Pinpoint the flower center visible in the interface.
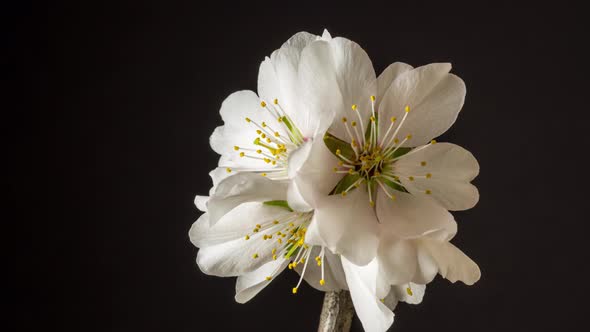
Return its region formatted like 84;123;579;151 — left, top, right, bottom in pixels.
327;96;436;206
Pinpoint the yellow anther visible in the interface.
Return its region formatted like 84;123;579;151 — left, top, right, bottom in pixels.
252;253;259;259
277;238;282;244
233;146;239;151
273;220;279;225
370;116;376;122
425;189;432;195
261;173;267;177
351;121;357;127
431;139;437;144
335;149;341;155
261;122;267;128
288;263;293;269
426;173;432;178
406;134;412;140
319;279;325;285
390;195;396;201
333;167;338;172
256;224;261;228
342;117;347;122
273;254;277;260
245;117;251;122
351;104;357;111
409;176;414;181
253;228;259;233
244;235;250;240
391;116;397;122
239;152;245;157
380;298;385;303
292;287;298;294
300;258;306;264
261;133;266;138
421;161;427;166
263;235;268;240
292;262;298;268
226;167;232;173
337;161;344;166
370;95;376;102
406;287;413;296
289;223;295;227
256;149;262;154
273;98;278;105
341;192;347;197
317;261;321;266
348;169;354;175
260;101;267;107
271;248;277;255
274;132;280;137
265;276;272;281
369;200;375;207
405;105;410;113
266;138;272;143
256;129;262;135
394;138;399;144
315;256;321;261
263;158;271;163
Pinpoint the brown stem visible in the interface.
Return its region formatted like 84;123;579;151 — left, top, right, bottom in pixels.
317;290;354;332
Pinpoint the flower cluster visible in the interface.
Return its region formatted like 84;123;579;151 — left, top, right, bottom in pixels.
190;30;480;332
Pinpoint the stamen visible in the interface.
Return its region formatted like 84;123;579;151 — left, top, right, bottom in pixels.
293;248;313;295
351;104;366;146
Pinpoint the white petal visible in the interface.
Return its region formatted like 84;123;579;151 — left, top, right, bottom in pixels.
207;173;288;224
376;62;413;100
341;256;394;332
294;247;348;292
395;142;480;211
377;235;417;285
288;136;341;209
379;64;465;146
376;189;457;239
306;189;379;265
326;37;377;140
194;195;208;212
419;238;481;285
188;213;209;247
390;283;426;305
294;40;341;137
235;258;289;303
321;29;332;40
195;202;292;276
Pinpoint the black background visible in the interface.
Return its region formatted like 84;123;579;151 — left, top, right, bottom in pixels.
16;1;588;331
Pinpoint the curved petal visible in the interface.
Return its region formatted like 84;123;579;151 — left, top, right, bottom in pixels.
379;64;465;146
376;62;414;100
342;256;394;332
306;188;379;265
326;37;377;141
418;238;481;285
195;202;292;276
188;213;209;247
235;258;290;303
390;283;426;305
288;137;341;208
376;189;457;239
194;195;208;212
377;235;417;285
294;246;348;292
207;173;288;224
395;142;480;211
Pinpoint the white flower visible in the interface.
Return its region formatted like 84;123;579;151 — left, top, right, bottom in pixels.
283;36;481;331
190;173;348;301
207;30;336;196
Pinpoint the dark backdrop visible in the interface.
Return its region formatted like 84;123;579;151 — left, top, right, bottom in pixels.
17;1;588;331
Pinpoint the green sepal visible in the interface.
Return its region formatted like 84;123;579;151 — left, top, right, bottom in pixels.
389;147;411;159
380;177;409;193
262;200;293;212
324;132;356;161
330;173;362;195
